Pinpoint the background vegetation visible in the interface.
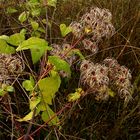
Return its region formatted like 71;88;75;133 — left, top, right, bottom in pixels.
0;0;140;140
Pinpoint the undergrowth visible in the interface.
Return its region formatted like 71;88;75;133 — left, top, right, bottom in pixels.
0;0;140;140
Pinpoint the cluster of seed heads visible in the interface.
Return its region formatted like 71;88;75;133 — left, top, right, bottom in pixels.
80;58;132;102
80;60;109;100
103;58;132;102
70;7;115;53
0;54;24;86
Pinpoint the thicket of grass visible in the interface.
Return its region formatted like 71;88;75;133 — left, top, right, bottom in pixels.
0;0;140;140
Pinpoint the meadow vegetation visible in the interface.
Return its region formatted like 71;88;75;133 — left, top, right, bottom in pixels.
0;0;140;139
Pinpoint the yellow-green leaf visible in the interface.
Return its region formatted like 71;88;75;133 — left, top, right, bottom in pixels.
30;21;39;31
30;96;41;110
38;71;61;105
18;11;29;23
48;0;57;7
108;88;116;97
7;33;25;46
22;80;34;91
48;56;71;77
60;24;72;37
17;111;34;122
16;37;51;63
41;105;59;126
0;39;15;54
67;88;84;102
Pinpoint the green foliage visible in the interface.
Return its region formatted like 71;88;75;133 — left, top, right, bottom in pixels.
6;86;15;92
30;20;39;31
38;70;61;105
68;48;85;60
47;0;57;7
0;39;15;54
39;0;57;8
7;33;25;46
16;37;51;63
0;85;14;96
20;28;27;35
6;7;18;14
18;70;61;125
0;35;9;41
60;23;72;37
67;88;84;102
1;0;139;139
48;56;71;77
0;89;5;96
17;111;35;122
22;80;34;91
18;11;30;23
30;96;41;110
41;104;59;125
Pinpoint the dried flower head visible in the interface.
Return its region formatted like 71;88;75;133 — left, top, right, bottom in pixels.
82;38;98;54
80;58;132;102
80;7;115;40
70;7;115;54
70;21;84;38
80;60;109;100
103;57;132;101
0;53;24;87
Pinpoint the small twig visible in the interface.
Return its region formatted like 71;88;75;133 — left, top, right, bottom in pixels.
29;103;71;137
24;108;36;140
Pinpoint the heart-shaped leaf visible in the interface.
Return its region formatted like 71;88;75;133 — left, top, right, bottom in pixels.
60;24;72;37
38;71;61;105
48;56;71;77
16;37;51;63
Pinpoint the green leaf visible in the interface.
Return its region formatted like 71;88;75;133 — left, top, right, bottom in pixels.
6;86;15;92
17;105;40;122
30;21;39;31
67;88;84;102
67;92;81;102
37;27;45;33
0;89;6;96
38;71;61;105
71;49;85;60
18;11;29;23
31;8;41;17
37;101;49;111
30;96;41;110
0;39;16;54
30;75;35;87
108;88;116;97
0;35;9;41
31;31;41;37
16;37;51;63
17;111;34;122
20;28;27;35
7;33;25;46
6;7;18;14
22;80;34;91
48;0;57;7
48;56;71;77
60;24;72;37
41;105;59;125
